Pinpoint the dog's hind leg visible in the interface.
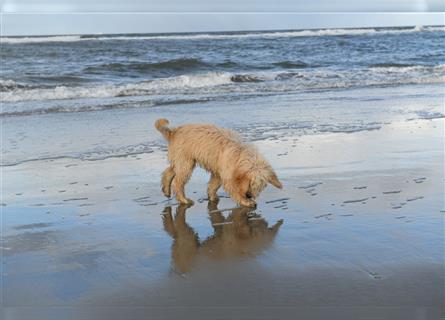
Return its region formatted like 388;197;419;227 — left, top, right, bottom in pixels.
171;160;195;205
207;173;221;202
161;166;175;198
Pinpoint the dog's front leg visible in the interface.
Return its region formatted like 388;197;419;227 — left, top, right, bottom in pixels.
207;174;221;202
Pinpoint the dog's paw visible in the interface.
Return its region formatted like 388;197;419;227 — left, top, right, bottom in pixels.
163;191;171;198
208;194;219;202
240;199;257;208
162;187;171;198
179;198;194;205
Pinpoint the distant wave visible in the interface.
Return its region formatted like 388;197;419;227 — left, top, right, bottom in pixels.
2;64;444;104
273;60;310;68
84;58;208;74
84;58;310;76
1;35;83;44
25;74;91;84
369;63;416;68
2;26;443;44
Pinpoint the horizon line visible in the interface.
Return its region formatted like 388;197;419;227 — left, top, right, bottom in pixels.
2;11;445;14
1;23;443;38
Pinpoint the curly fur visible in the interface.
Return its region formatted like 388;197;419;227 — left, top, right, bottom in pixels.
155;118;282;206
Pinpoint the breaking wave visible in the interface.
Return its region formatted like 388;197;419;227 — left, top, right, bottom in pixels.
0;79;36;92
2;25;443;44
1;72;233;103
2;64;444;104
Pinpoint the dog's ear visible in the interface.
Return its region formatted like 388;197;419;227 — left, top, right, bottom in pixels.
268;172;283;189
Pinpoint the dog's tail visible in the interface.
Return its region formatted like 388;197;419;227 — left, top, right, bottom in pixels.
155;118;173;141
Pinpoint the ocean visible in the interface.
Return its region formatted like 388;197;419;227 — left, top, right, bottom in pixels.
2;25;444;113
2;25;444;166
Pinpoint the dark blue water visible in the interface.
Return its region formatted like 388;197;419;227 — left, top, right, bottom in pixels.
1;25;444;116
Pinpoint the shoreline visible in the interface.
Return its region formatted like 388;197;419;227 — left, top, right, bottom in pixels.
3;83;444;168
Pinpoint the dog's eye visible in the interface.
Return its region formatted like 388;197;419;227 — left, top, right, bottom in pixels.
245;192;252;199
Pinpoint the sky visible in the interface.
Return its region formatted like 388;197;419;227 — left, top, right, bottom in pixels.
1;0;444;36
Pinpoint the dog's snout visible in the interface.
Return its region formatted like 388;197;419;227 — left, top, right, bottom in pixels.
246;192;253;199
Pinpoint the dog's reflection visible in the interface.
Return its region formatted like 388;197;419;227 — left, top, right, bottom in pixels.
162;202;283;273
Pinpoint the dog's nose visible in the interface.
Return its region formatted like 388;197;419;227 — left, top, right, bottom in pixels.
246;192;253;199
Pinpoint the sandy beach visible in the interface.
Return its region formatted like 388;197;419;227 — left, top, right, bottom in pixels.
2;94;444;319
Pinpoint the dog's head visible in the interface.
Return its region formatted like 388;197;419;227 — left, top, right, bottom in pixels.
235;164;282;201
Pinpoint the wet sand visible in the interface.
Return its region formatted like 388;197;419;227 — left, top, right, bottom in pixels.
2;116;444;319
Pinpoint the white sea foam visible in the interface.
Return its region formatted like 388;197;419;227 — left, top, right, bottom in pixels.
1;72;233;102
2;26;442;44
2;64;444;103
0;79;19;89
0;79;34;91
1;35;83;44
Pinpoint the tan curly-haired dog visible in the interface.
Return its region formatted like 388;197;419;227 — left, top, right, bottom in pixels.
155;118;282;207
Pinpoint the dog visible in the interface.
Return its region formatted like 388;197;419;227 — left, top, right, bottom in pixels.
155;118;282;207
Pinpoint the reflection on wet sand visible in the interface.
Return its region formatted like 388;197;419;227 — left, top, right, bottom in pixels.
162;202;283;273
